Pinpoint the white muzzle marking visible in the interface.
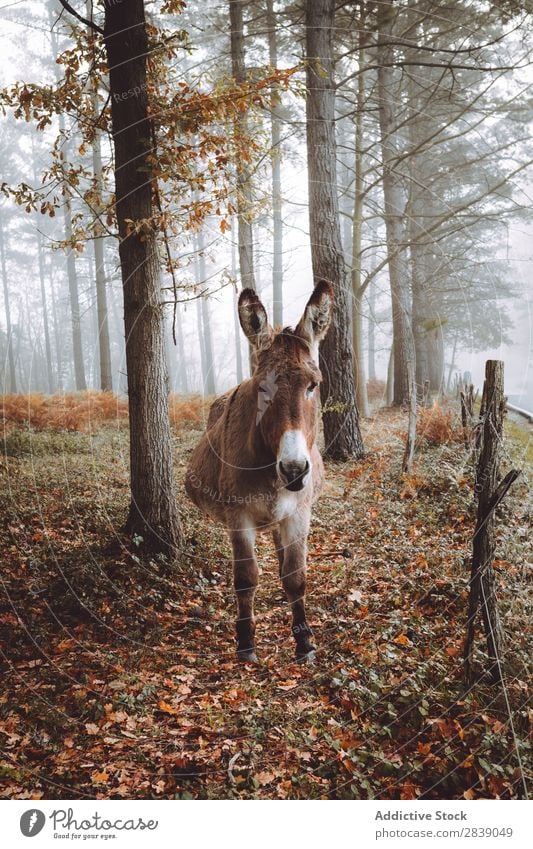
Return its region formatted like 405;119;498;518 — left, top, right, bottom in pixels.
277;429;311;491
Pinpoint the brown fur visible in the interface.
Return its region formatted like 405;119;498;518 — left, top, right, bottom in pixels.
185;282;333;661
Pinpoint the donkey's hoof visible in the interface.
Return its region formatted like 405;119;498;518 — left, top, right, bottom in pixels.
296;647;316;665
237;649;258;663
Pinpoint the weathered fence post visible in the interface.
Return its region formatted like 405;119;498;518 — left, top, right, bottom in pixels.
464;360;519;685
460;383;475;448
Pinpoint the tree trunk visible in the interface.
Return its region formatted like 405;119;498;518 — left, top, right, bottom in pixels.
90;140;113;392
37;232;55;393
49;10;86;392
305;0;364;460
196;297;207;395
194;230;216;396
231;218;244;383
350;32;369;418
49;261;63;391
376;2;415;407
104;0;181;556
0;213;17;393
62;195;87;391
352;288;369;418
367;276;376;381
174;304;189;395
86;0;112;391
386;345;394;406
446;332;458;392
229;0;256;291
266;0;283;326
427;324;445;392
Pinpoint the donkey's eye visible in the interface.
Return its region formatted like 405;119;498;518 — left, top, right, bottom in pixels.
306;382;318;397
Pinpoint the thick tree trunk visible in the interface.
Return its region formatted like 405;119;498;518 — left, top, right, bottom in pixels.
104;0;181;556
0;214;17;393
229;0;256;291
305;0;364;460
266;0;283;326
376;2;415;407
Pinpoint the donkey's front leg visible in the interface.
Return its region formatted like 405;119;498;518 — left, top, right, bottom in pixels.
230;525;259;662
279;512;315;662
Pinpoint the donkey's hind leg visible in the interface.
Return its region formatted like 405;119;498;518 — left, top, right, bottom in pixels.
230;525;259;663
272;525;284;577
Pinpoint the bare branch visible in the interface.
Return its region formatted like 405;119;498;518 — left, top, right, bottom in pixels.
57;0;104;35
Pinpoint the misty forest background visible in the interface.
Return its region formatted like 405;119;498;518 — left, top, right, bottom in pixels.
1;0;532;407
0;0;531;802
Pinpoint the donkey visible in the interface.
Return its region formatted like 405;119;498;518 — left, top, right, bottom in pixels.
185;280;333;663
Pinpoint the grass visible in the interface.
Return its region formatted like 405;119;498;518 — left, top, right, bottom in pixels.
0;397;530;800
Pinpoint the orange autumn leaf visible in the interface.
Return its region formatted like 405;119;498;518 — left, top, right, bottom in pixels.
158;699;179;715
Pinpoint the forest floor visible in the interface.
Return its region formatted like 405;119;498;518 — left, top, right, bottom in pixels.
0;398;531;800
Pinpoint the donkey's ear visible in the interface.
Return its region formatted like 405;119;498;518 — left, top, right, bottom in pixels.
238;288;273;350
295;279;334;355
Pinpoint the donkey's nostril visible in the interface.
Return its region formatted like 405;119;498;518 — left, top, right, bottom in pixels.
279;459;310;490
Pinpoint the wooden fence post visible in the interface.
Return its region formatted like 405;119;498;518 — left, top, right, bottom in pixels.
460;383;475;448
464;360;519;685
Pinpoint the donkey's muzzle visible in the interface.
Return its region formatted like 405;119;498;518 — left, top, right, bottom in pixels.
278;459;310;492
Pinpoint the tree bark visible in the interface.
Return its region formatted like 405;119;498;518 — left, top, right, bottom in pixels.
376;1;415;407
229;0;256;291
104;0;181;556
194;230;216;396
305;0;364;460
266;0;283;326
